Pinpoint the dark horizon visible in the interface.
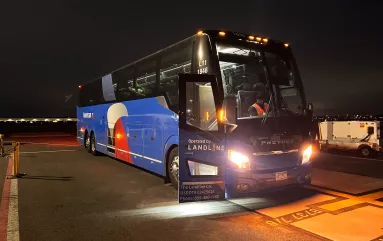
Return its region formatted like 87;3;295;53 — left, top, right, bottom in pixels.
1;0;382;117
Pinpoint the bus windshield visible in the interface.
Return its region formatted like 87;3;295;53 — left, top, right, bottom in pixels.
217;42;304;119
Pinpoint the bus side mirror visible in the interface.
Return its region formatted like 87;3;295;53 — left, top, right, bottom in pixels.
222;96;238;133
307;103;314;118
222;96;237;124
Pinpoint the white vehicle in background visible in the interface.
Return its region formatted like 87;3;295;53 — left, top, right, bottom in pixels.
318;121;382;157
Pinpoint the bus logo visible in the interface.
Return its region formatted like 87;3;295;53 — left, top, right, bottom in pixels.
83;113;93;119
260;139;294;145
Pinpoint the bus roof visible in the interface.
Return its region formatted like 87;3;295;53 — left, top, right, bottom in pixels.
80;30;289;87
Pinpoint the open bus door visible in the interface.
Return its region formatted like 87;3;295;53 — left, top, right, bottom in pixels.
178;74;226;203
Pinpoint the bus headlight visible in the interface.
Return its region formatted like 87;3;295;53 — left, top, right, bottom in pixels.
302;145;313;164
228;150;250;169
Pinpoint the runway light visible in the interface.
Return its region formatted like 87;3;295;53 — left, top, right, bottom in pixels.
219;31;226;37
248;36;255;40
256;37;262;41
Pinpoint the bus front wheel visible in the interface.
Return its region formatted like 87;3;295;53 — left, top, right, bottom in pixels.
167;147;179;190
90;133;99;156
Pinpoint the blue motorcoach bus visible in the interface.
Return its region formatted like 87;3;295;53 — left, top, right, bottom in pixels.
77;30;314;200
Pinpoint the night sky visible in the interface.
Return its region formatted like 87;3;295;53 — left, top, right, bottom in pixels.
1;0;382;117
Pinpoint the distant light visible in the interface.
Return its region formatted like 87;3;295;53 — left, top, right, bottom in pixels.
20;119;25;121
33;119;37;121
78;85;82;88
248;36;255;40
197;31;203;36
262;38;268;43
7;119;13;122
284;43;289;47
256;37;262;41
45;119;50;121
219;31;226;37
56;119;60;121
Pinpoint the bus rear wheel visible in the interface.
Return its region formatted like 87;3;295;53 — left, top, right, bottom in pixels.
167;147;179;190
85;133;91;153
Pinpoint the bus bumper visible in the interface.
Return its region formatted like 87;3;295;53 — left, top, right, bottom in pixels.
225;164;312;198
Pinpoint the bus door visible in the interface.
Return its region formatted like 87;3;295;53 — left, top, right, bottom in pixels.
178;74;226;203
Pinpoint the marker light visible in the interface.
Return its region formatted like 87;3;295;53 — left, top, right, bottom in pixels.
197;31;203;36
284;43;289;47
78;85;82;88
228;150;250;169
256;37;262;41
248;36;255;40
302;145;313;164
116;133;122;139
218;110;224;122
219;31;226;37
80;128;85;133
206;112;209;120
262;38;268;43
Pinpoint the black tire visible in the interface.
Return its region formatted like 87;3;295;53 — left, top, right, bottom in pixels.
167;147;179;190
90;133;98;156
85;132;91;153
359;146;373;157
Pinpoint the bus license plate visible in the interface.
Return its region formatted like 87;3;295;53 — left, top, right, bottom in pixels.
276;171;288;181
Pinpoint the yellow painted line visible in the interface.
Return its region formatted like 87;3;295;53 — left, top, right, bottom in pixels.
319;199;363;211
305;185;383;207
360;191;383;201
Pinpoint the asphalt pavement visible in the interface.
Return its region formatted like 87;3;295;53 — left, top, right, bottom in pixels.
313;151;383;179
1;133;383;241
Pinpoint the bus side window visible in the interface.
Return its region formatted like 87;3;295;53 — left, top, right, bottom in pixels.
79;78;104;107
160;40;193;113
136;58;157;97
112;66;136;101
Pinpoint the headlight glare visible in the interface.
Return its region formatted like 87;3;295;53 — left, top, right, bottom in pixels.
302;145;313;164
228;150;250;169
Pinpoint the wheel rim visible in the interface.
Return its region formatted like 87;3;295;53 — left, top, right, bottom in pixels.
91;137;95;152
362;148;369;156
86;136;90;148
170;155;179;182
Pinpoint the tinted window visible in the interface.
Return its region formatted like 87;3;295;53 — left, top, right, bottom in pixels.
112;66;136;101
136;56;158;97
78;78;104;107
160;39;193;112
